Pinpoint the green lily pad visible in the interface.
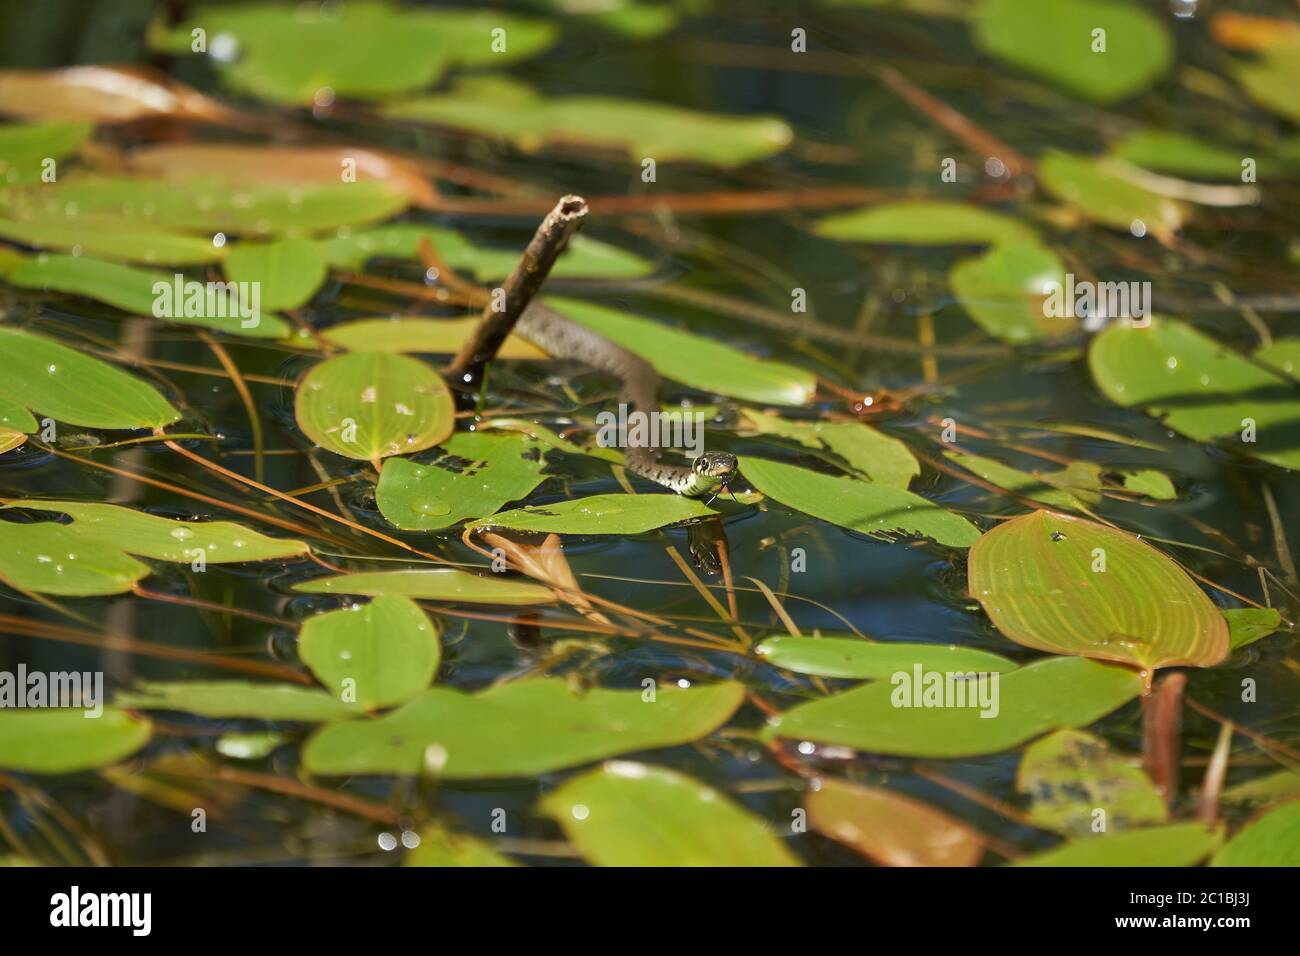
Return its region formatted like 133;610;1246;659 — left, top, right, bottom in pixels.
1236;48;1300;125
405;825;518;867
547;298;816;406
1119;468;1176;500
152;3;557;105
319;317;545;359
740;456;982;548
0;707;151;773
0;520;150;596
0;219;224;265
969;510;1229;670
293;568;555;605
540;762;800;866
949;242;1069;343
1110;130;1257;180
5;500;308;563
0;395;37;434
1016;823;1221;866
1038;151;1183;233
386;76;792;167
946;451;1100;512
0;327;179;429
762;656;1143;758
117;680;357;721
376;432;549;531
755;634;1016;680
0;121;90;185
813;200;1038;247
295;351;454;462
1225;607;1283;650
1017;729;1167;836
738;411;920;489
223;238;327;312
299;595;440;710
972;0;1172;104
303;678;745;777
468;492;717;535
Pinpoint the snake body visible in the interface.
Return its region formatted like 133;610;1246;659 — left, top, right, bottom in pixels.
516;303;737;497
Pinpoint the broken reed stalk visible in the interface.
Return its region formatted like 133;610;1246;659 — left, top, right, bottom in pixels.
447;194;587;389
1142;671;1187;805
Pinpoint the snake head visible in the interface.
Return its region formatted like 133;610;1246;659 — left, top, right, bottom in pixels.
692;452;739;484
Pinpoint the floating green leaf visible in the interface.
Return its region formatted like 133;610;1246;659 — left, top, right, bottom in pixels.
1017;729;1166;835
949;242;1069;343
1119;468;1176;500
0;395;37;434
0;708;151;773
947;451;1099;511
972;0;1172;104
6;500;308;563
1038;151;1183;233
548;298;815;405
468;493;716;535
223;238;327;312
1236;48;1300;124
762;656;1143;758
755;634;1016;680
813;200;1037;247
299;595;440;710
376;432;549;531
1225;607;1283;650
1255;338;1300;380
0;327;179;429
1016;823;1220;867
0;219;224;265
0;121;90;185
118;681;357;721
740;457;981;548
295;351;454;462
215;731;285;760
320;317;545;358
303;679;745;777
1111;130;1257;180
738;411;919;489
293;568;555;605
540;762;799;866
405;825;518;867
969;510;1228;669
0;520;149;596
386;76;792;167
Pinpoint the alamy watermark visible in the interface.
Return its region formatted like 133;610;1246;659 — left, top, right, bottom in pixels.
1043;273;1151;331
890;665;1000;719
152;274;261;329
596;403;705;458
0;665;103;717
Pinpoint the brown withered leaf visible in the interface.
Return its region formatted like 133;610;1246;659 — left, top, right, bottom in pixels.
477;531;611;626
0;66;239;125
1209;12;1300;51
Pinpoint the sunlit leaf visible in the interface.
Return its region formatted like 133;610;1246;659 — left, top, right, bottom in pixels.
321;317;545;358
1038;151;1184;234
540;762;800;866
1221;770;1300;809
1235;48;1300;125
0;430;25;454
295;351;454;462
405;825;518;867
946;451;1099;512
0;395;37;434
755;634;1015;680
738;410;920;489
300;595;439;710
118;681;357;721
1110;130;1260;181
386;76;792;167
0;708;151;773
969;510;1229;670
1017;729;1166;835
0;121;90;185
0;220;225;266
1119;468;1176;500
1224;607;1283;650
807;778;984;866
548;298;816;406
376;432;549;531
468;493;716;535
0;65;237;124
949;242;1069;343
972;0;1172;104
215;731;285;760
1016;823;1220;867
762;656;1143;758
303;679;745;777
814;200;1037;247
740;456;981;548
0;521;148;596
1255;338;1300;380
223;238;327;312
4;500;308;563
293;567;555;605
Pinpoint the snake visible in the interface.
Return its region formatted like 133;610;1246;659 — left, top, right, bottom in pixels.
515;302;738;497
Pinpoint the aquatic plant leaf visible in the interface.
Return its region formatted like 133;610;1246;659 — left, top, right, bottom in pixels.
0;521;147;596
547;298;816;405
740;456;982;548
1236;48;1300;124
118;681;357;721
762;656;1143;758
1255;338;1300;379
303;679;745;777
0;708;151;773
968;510;1229;669
1213;800;1300;866
0;395;37;434
469;493;716;535
946;451;1099;512
813;200;1037;247
0;121;90;185
1221;770;1300;809
0;65;236;124
1038;151;1183;234
755;635;1016;680
1119;468;1176;500
738;411;920;489
4;500;308;563
5;255;291;337
0;430;25;454
300;595;440;710
1110;130;1261;180
1224;607;1283;650
376;432;549;531
972;0;1172;104
151;3;556;105
0;219;225;265
1017;729;1166;836
321;224;650;280
1016;823;1220;866
223;238;327;312
807;778;984;867
540;762;800;866
405;825;518;867
0;327;179;429
295;351;454;462
1090;318;1300;470
320;317;545;358
949;242;1069;343
215;731;285;760
386;76;792;167
293;568;555;605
